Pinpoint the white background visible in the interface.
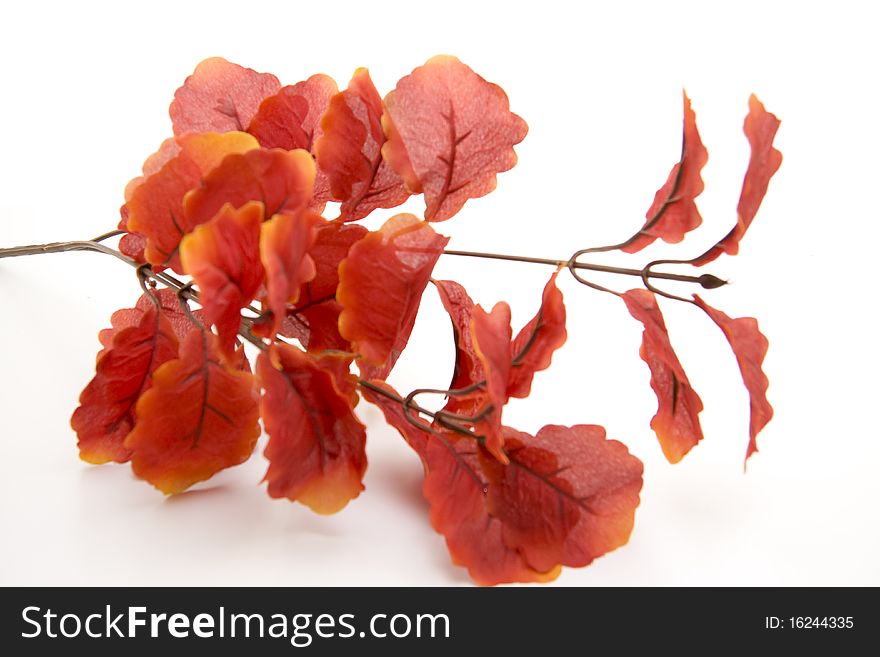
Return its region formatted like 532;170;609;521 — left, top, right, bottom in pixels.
1;0;877;586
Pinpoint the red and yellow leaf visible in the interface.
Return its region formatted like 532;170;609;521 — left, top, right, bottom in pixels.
621;289;704;463
170;57;281;136
183;148;317;229
257;343;366;514
125;132;259;271
179;201;265;358
470;302;513;464
483;425;643;574
315;68;410;221
624;91;708;253
382;56;528;221
693;95;782;265
72;303;179;464
337;214;448;377
259;208;320;336
124;329;260;494
507;271;567;398
694;295;773;465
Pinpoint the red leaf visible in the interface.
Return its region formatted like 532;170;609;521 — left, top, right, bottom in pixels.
421;431;560;585
507;271;567;398
125;132;259;271
382;56;528;221
247;75;338;211
170;57;281;136
257;343;366;514
247;74;337;151
315;68;410;221
124;329;261;494
434;279;483;400
362;381;642;584
484;425;643;573
624;91;708;253
284;221;368;351
337;214;448;377
470;302;513;464
621;289;704;463
72;303;179;465
693;295;773;465
259;208;320;336
183;148;317;229
96;289;204;361
359;380;429;458
179;201;265;358
692;95;782;266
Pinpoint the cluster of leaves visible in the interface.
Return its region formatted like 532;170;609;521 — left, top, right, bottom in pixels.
69;56;781;585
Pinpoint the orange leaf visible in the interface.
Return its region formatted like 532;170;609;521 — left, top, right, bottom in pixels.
484;425;643;573
694;295;773;465
179;201;265;358
170;57;281;135
257;343;366;514
259;208;320;336
183;148;317;229
382;56;528;221
693;95;782;265
315;68;410;221
621;289;704;463
624;91;708;253
337;214;448;377
507;271;567;398
124;329;260;494
470;302;513;464
72;303;179;465
125;132;259;271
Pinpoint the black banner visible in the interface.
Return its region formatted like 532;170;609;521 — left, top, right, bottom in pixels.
0;587;873;654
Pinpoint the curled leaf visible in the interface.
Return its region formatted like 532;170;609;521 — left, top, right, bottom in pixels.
621;289;704;463
124;329;260;494
382;56;528;221
259;208;320;337
257;343;366;514
179;201;265;358
694;295;772;465
693;95;782;265
337;213;448;377
624;91;707;253
72;303;179;464
434;279;483;403
183;148;317;228
469;302;513;464
507;271;567;398
315;68;410;221
125;132;259;271
170;57;281;135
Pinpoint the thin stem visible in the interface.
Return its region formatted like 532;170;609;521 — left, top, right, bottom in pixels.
443;248;720;288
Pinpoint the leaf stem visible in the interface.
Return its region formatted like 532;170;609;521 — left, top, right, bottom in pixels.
442;249;723;288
